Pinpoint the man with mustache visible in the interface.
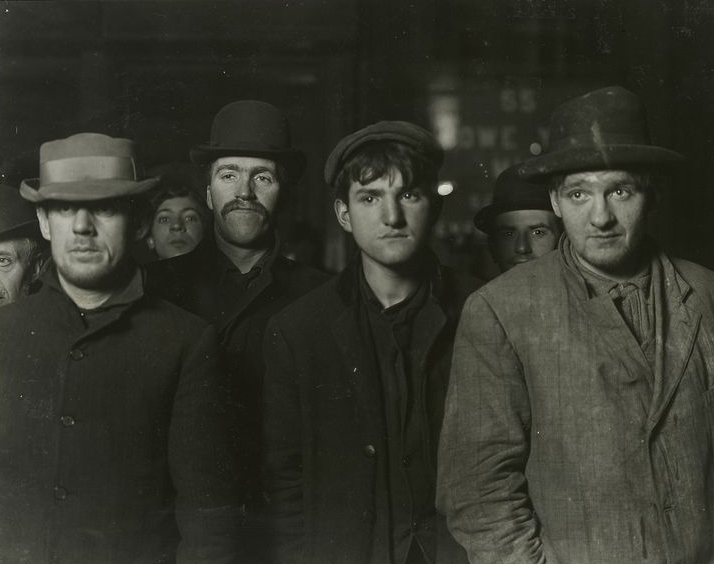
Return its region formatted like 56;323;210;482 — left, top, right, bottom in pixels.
0;183;47;306
0;133;242;563
437;86;714;563
263;121;480;564
146;100;328;556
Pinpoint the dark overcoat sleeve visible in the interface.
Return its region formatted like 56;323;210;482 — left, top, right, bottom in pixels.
170;324;244;564
262;316;305;564
436;292;547;564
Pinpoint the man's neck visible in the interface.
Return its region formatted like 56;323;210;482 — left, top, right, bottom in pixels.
574;246;651;284
215;233;272;274
361;252;426;309
58;274;118;310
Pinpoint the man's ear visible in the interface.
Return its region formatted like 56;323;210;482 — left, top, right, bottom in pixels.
334;198;352;233
549;189;562;218
206;185;214;211
36;206;51;242
146;236;155;250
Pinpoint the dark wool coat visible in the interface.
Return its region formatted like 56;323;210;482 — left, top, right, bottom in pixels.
437;242;714;564
145;241;329;502
262;260;480;564
0;273;242;564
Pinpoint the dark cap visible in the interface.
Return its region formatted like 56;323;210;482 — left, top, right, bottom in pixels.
324;120;443;186
474;165;554;233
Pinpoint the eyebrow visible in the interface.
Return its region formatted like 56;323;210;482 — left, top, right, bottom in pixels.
157;205;199;213
214;164;276;176
497;223;552;231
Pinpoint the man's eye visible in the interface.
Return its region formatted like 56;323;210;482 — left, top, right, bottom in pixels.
254;174;274;184
532;229;546;237
360;196;375;203
0;257;11;267
183;213;200;223
569;191;583;200
611;186;632;200
220;172;237;181
402;191;420;201
499;231;514;239
94;206;116;218
157;215;170;224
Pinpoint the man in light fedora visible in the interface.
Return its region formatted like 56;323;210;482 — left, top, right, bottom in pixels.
437;86;714;563
474;164;561;274
0;184;47;306
0;133;243;564
146;100;328;555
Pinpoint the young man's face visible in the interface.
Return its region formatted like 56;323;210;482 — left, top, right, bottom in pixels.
550;169;651;279
37;199;139;291
207;156;280;250
148;195;205;259
488;209;561;273
335;169;434;271
0;237;37;306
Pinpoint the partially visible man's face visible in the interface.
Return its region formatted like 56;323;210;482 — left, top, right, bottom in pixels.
38;199;136;291
207;156;280;250
148;195;205;259
489;209;561;272
550;170;651;279
335;169;434;271
0;237;36;306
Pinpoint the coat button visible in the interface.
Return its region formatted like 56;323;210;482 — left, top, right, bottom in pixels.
60;415;76;427
363;444;376;458
401;455;411;467
53;486;68;501
69;349;84;361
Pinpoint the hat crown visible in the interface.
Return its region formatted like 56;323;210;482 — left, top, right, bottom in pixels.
40;133;137;164
492;168;550;205
549;86;650;151
209;100;292;151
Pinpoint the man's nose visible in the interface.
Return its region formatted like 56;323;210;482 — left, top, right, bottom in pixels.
234;177;256;200
72;208;96;234
514;231;532;255
382;197;405;227
589;196;615;229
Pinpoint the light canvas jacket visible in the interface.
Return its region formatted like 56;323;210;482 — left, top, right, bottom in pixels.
437;239;714;564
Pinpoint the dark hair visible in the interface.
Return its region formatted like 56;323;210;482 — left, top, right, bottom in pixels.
148;181;211;226
333;141;440;207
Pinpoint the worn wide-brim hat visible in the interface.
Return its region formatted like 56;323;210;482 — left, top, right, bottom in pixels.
324;120;444;187
20;133;159;203
190;100;306;184
0;184;39;238
473;165;554;233
517;86;685;180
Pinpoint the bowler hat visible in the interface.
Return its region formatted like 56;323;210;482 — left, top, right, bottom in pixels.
324;120;444;187
190;100;306;184
0;184;38;238
517;86;685;179
20;133;159;203
474;165;554;233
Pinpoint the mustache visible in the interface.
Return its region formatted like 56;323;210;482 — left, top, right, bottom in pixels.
221;199;268;219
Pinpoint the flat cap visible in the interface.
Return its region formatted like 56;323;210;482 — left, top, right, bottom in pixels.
324;120;443;186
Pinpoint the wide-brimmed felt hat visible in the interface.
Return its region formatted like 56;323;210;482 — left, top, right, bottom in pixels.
324;120;444;186
20;133;159;203
517;86;685;180
190;100;306;184
474;165;554;233
0;184;38;238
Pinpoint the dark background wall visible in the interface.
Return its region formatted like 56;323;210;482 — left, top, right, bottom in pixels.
1;0;713;277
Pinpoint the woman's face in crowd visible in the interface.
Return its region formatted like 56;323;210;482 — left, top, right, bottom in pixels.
148;196;205;259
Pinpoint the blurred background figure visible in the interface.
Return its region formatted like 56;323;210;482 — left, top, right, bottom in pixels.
145;162;211;259
0;183;46;306
473;165;561;273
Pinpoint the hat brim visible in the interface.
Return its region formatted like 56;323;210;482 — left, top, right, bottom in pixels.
517;145;685;180
189;145;306;184
0;218;39;239
473;200;556;233
19;177;160;203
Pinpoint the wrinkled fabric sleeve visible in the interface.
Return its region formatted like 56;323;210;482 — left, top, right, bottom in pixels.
262;317;304;564
170;325;244;564
436;292;545;564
